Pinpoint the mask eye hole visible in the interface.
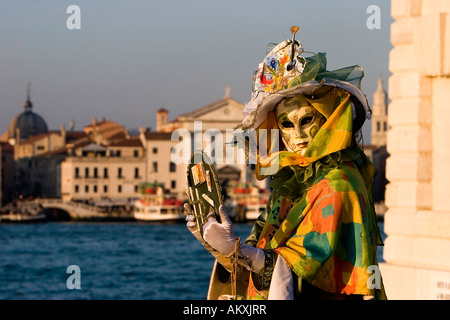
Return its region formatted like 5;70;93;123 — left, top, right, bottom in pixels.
301;116;314;127
280;121;294;128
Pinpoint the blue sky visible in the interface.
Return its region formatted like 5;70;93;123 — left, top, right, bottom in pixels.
0;0;392;143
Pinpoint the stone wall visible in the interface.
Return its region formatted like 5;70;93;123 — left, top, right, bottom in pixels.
380;0;450;300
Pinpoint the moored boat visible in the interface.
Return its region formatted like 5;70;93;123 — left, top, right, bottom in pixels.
133;183;184;222
0;205;46;223
225;181;269;221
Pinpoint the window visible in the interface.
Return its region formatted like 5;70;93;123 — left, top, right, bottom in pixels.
134;168;140;178
104;185;108;193
75;167;80;178
169;162;176;172
118;167;123;178
37;145;45;151
152;162;158;173
94;167;98;178
116;150;121;157
104;168;108;178
133;150;139;157
85;185;89;193
134;185;138;193
171;180;176;189
118;185;122;193
383;121;387;131
75;185;79;193
93;185;98;193
152;148;158;154
377;121;380;132
85;167;89;178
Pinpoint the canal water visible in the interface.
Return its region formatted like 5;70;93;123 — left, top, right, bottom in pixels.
0;221;386;300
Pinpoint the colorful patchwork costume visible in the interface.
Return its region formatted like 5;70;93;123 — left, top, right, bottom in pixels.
198;27;386;300
244;146;386;299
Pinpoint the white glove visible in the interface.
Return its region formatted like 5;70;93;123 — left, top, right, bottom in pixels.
203;205;236;255
203;205;265;273
184;203;204;244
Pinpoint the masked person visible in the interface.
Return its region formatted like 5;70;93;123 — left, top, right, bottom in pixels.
185;27;386;300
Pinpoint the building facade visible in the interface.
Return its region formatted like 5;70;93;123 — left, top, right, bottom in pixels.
139;130;181;196
60;119;146;202
61;138;146;202
380;0;450;300
143;88;266;199
0;142;14;205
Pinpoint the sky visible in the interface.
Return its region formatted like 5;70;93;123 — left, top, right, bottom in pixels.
0;0;392;144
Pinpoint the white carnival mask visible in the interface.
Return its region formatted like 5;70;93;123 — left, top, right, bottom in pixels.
275;96;326;156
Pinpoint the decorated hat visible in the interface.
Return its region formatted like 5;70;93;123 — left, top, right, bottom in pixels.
237;26;371;133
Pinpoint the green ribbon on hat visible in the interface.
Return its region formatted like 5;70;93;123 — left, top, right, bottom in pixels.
299;52;364;89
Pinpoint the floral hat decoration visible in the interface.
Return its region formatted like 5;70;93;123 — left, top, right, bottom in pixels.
237;26;371;133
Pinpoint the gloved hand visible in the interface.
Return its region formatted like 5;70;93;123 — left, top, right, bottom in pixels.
184;203;205;245
203;205;265;273
203;205;236;255
185;203;265;273
185;203;234;272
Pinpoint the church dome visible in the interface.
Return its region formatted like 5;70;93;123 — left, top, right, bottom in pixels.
8;85;48;141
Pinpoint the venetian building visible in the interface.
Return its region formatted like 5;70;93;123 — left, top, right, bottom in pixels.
61;118;145;202
140;87;267;199
0;84;51;202
371;77;389;147
370;77;390;203
0;142;14;205
380;0;450;300
7;84;48;145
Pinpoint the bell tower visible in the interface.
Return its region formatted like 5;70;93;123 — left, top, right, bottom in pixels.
156;108;168;132
371;77;388;148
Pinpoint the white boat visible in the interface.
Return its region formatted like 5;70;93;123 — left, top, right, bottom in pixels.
133;183;184;222
133;202;184;221
244;203;266;220
226;181;269;221
0;205;46;223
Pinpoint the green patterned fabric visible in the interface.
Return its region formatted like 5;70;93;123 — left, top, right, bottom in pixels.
246;148;386;299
